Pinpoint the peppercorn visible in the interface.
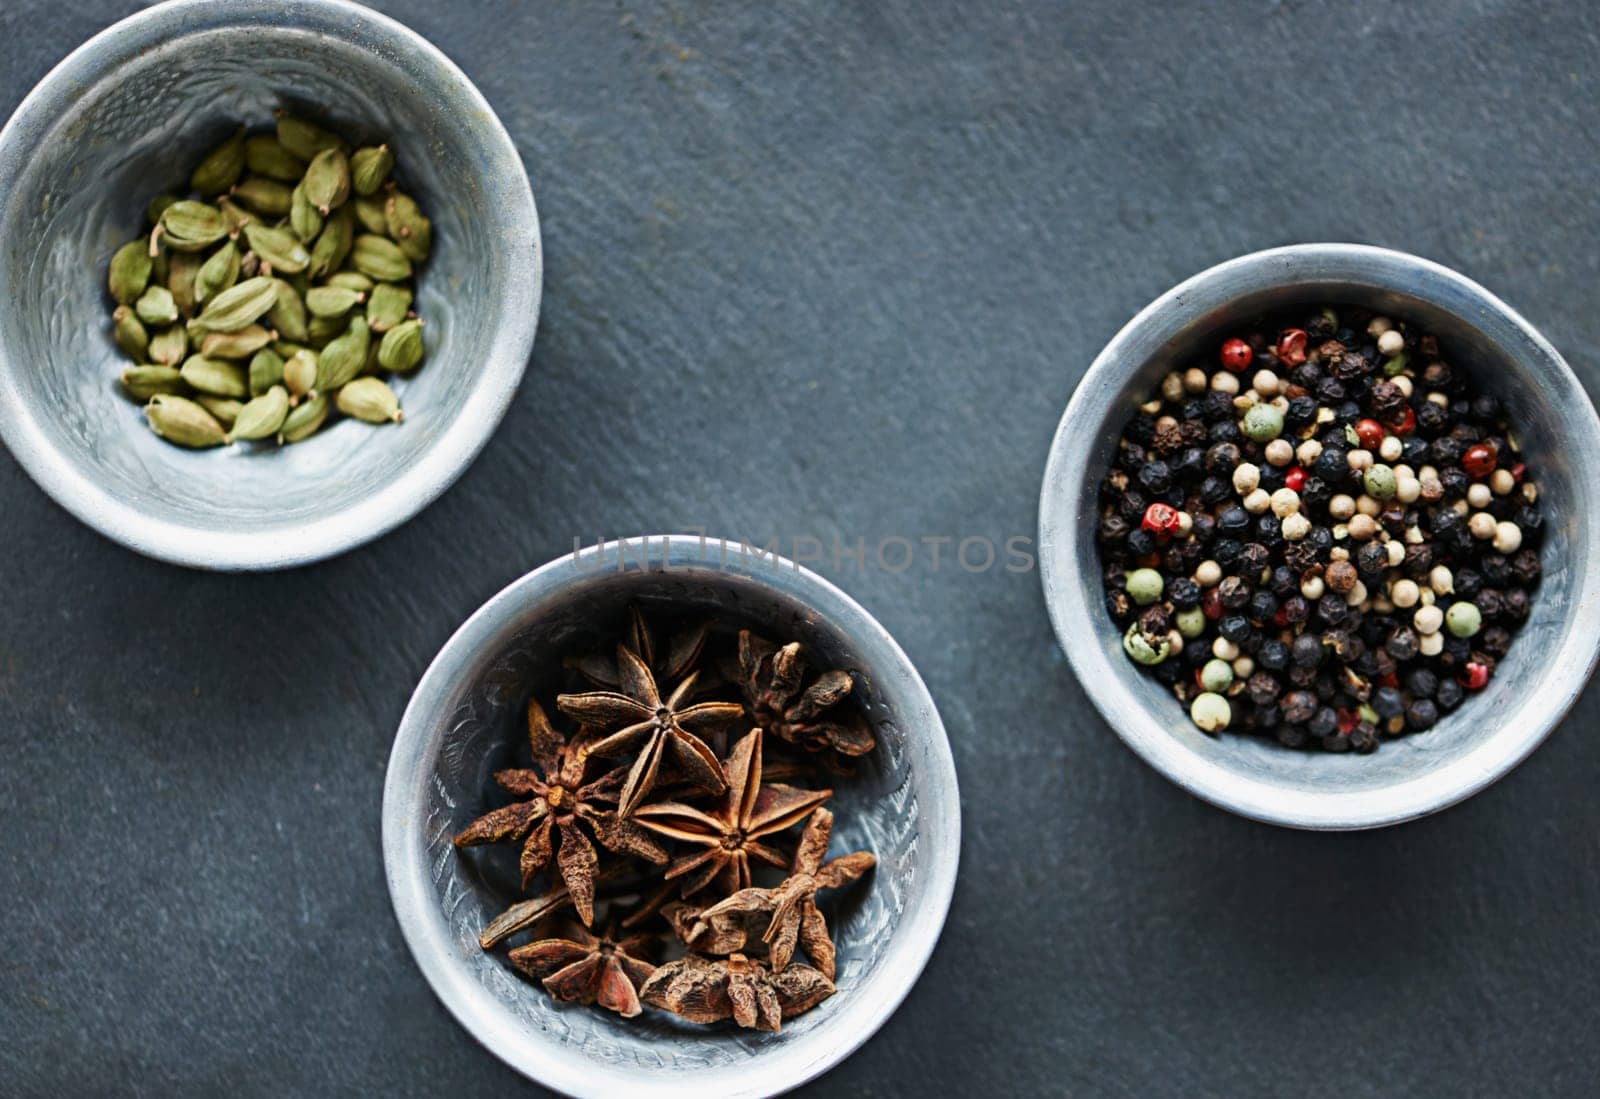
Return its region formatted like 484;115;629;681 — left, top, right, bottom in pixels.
1105;590;1134;622
1386;627;1419;661
1356;541;1389;576
1219;615;1252;643
1126;529;1156;557
1351;723;1379;752
1405;699;1439;729
1325;560;1358;594
1220;337;1253;372
1168;577;1201;610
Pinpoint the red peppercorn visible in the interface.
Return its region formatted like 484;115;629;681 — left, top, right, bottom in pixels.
1462;662;1490;690
1284;466;1306;492
1275;328;1308;367
1201;587;1223;621
1391;406;1415;435
1510;462;1526;483
1141;502;1181;536
1336;708;1358;734
1353;418;1385;450
1219;337;1253;372
1462;442;1498;479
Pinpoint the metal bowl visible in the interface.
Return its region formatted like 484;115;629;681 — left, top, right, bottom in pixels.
382;535;960;1096
0;0;540;569
1039;244;1600;830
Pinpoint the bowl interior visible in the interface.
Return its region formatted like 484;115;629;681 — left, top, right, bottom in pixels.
0;1;536;565
1043;248;1600;827
387;543;954;1096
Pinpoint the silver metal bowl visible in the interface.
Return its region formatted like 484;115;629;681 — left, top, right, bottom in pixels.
0;0;540;569
382;535;960;1096
1040;244;1600;830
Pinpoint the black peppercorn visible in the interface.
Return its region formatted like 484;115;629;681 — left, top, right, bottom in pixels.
1126;529;1156;557
1405;699;1439;730
1248;590;1279;621
1356;541;1389;576
1137;460;1172;494
1373;686;1404;719
1386;627;1419;661
1247;672;1281;706
1404;669;1438;698
1315;447;1348;480
1435;678;1465;710
1351;723;1379;753
1106;590;1134;622
1281;690;1317;723
1258;639;1289;670
1168;577;1201;610
1219;614;1252;643
1291;633;1323;667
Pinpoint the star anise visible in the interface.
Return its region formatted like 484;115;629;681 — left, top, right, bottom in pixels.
684;807;874;980
639;952;835;1032
728;630;876;762
508;921;658;1018
453;699;668;925
557;646;744;817
565;606;711;691
633;729;831;899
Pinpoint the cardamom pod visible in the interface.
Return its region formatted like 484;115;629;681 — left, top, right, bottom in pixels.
289;182;324;243
135;285;180;327
315;315;370;392
377;318;425;372
113;305;150;361
275;113;346;162
325;271;374;293
108;239;153;305
120;365;186;400
148;325;189;366
146;193;179;227
189;127;246;197
308;311;351;347
384;190;432;264
249;348;285;396
278;392;329;443
244;135;306;181
158;201;228;252
305;285;364;318
231;176;294;218
150;248;170;289
200;324;275;360
365;282;412;332
217;196;256;235
146;394;228;448
282;349;318;398
195;276;278;333
336;376;403;423
350;234;412;281
230;385;291;441
308;206;354;279
180;354;250;398
197;395;244;428
193;239;241;308
266;278;310;343
303;147;351;214
243;224;310;275
350;144;394;195
166;251;203;316
352;193;389;235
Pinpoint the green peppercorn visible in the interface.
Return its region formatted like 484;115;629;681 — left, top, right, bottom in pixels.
1445;601;1482;638
1190;691;1231;732
1199;658;1234;692
1363;464;1397;500
1122;622;1170;666
1241;403;1284;442
1383;351;1409;377
1358;702;1380;725
1125;567;1164;606
1175;606;1206;638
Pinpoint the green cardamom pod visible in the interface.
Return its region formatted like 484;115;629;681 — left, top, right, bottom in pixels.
135;285;180;327
166;251;203;316
244;135;306;181
146;193;179;227
145;394;228;448
249;348;285;396
120;365;186;400
196;395;244;428
275;113;346;162
289;182;324;243
230;385;291;441
243;224;310;275
189;127;246;197
325;270;374;293
231;177;294;218
278;392;329;443
158;201;228;252
315;315;370;392
305;285;364;318
308;206;354;279
352;193;390;235
217;196;256;236
108;239;153;305
336;376;403;423
308;311;351;347
282;349;318;398
377;318;425;372
200;324;275;360
113;305;150;361
364;282;412;332
384;190;432;264
303;148;351;214
193;239;241;308
350;144;395;195
350;234;412;281
266;278;310;343
148;325;189;366
150;248;170;289
195;276;279;333
179;354;250;398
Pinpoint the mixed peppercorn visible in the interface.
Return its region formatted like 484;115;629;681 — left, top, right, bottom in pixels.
1098;307;1543;752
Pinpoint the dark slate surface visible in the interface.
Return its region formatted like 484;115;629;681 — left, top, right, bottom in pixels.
3;1;1598;1095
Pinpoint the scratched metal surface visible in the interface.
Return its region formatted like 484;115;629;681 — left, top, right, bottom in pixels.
2;1;1599;1095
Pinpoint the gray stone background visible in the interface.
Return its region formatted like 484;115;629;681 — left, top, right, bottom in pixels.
3;0;1598;1095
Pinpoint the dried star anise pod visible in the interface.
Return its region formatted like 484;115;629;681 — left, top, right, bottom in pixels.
728;630;876;763
509;921;658;1018
453;699;668;925
557;646;744;817
634;729;831;899
676;806;874;981
639;952;834;1032
565;606;711;691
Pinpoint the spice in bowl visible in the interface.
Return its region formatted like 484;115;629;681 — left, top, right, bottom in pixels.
105;113;430;447
1097;308;1543;752
452;608;878;1030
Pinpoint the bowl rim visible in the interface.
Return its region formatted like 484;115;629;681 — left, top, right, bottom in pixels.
0;0;542;571
1038;242;1600;830
381;535;962;1097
